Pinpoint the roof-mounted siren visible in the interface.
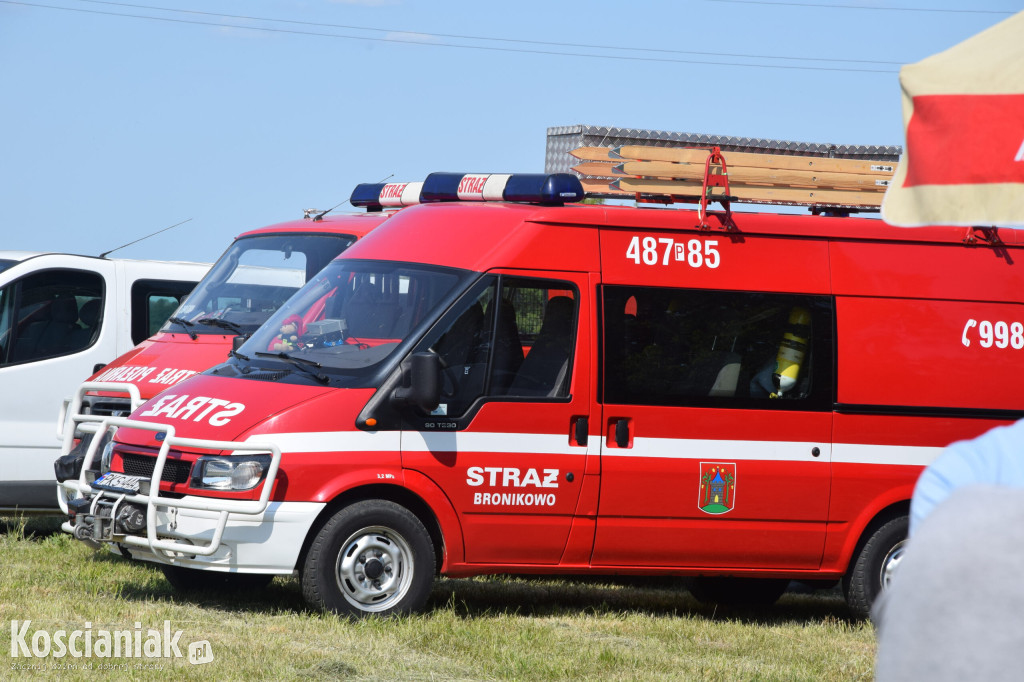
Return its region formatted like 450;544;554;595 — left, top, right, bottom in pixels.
350;181;424;212
420;173;585;206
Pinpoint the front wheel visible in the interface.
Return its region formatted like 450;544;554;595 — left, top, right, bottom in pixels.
843;515;908;619
301;500;435;617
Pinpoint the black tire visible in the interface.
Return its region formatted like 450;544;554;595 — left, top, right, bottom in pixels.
301;500;435;617
687;577;789;608
161;565;274;592
843;515;908;619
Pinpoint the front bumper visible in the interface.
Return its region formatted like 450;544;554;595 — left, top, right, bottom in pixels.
58;409;305;572
99;500;325;573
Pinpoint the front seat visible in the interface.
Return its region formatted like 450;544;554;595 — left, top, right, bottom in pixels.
509;296;576;397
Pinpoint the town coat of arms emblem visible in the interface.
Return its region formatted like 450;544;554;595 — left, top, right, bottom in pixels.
698;462;736;514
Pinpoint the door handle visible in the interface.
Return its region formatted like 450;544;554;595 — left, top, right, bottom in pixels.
614;418;630;448
573;416;588;447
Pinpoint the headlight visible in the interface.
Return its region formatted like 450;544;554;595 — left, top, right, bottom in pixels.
191;455;271;491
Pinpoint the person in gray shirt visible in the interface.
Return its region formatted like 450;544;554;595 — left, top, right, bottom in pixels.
874;484;1024;680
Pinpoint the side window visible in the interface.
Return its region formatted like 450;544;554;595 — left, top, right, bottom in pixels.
0;269;105;366
131;279;198;344
420;276;579;418
148;296;181;336
602;286;832;409
0;283;11;363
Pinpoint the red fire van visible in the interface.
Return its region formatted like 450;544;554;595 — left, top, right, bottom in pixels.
56;191;421;508
62;211;392;423
60;170;1023;618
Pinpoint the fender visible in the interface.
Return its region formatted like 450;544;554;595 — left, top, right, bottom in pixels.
821;482;914;573
306;466;466;569
402;469;465;569
310;467;407;505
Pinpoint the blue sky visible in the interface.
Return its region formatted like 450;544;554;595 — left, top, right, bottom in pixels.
0;0;1017;264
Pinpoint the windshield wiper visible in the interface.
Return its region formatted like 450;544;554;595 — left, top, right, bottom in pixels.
166;316;197;340
228;348;250;362
198;318;246;336
254;351;330;385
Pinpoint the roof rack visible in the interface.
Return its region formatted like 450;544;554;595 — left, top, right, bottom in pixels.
571;144;898;223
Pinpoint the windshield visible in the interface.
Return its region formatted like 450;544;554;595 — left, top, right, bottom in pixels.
162;233;356;336
238;260;464;379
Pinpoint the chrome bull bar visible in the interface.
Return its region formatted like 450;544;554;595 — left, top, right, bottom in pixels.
57;381;146;514
57;381;145;446
58;413;282;559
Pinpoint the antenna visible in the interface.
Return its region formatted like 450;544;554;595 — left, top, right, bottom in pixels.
305;174;395;221
99;218;193;258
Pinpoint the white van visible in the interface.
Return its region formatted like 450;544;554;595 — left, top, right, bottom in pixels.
0;252;208;511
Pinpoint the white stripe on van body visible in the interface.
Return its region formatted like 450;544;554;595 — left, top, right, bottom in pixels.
245;430;942;467
244;431;579;455
606;437;942;467
245;430;400;453
831;442;942;467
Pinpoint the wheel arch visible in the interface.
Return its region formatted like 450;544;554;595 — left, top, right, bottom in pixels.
843;499;910;576
295;483;449;576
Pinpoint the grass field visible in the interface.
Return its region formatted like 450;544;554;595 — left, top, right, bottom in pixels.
1;516;876;681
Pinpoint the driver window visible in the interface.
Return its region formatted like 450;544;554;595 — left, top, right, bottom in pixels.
421;276;579;418
428;279;496;416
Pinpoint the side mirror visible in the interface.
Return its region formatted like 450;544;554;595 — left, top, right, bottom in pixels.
232;335;246;351
391;352;440;413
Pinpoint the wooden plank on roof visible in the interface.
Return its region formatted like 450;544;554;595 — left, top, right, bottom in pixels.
617;161;891;192
571;161;627;177
613;145;897;175
611;177;884;207
569;146;618;161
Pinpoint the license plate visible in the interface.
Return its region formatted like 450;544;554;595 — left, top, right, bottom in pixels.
92;472;147;494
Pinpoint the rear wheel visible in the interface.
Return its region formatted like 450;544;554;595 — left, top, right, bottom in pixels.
843;515;908;618
301;500;435;617
687;577;789;608
161;565;274;592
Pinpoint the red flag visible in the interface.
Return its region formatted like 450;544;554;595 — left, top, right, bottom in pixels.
882;11;1024;227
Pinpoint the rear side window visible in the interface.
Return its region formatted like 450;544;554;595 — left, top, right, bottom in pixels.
602;286;832;410
131;279;199;344
0;269;105;365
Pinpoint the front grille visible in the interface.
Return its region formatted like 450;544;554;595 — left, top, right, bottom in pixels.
85;397;133;417
120;453;192;484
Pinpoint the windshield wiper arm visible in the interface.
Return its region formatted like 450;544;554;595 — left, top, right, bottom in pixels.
254;351;330;385
228;348;250;362
198;318;246;335
166;316;197;340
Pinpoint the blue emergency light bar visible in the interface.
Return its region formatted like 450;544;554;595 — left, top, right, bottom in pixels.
350;181;423;211
420;173;585;205
350;173;586;210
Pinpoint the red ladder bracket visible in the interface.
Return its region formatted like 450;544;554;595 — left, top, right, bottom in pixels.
698;147;735;230
962;226;1002;245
